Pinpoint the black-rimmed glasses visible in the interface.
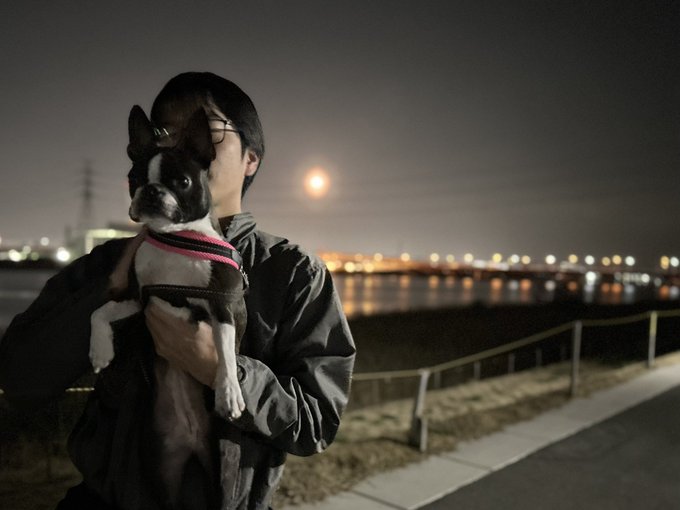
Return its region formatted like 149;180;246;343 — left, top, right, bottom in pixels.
208;117;240;144
152;117;240;146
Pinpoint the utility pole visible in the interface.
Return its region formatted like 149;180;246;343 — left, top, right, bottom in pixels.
78;160;95;232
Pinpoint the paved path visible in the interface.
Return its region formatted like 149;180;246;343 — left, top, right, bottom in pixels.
286;362;680;510
423;380;680;509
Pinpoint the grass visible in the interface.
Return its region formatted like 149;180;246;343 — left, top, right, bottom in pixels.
1;352;679;510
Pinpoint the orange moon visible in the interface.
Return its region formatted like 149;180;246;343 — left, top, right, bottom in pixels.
304;167;330;198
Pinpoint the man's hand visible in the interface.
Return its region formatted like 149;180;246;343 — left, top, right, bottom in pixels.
108;228;146;298
144;302;219;388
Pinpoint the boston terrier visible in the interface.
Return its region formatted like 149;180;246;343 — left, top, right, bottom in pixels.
89;105;247;509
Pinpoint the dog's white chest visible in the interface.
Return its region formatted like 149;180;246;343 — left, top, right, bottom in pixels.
135;242;212;288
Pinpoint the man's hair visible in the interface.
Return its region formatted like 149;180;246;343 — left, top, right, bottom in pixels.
150;72;265;196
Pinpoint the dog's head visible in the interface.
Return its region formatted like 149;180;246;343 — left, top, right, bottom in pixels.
126;105;215;230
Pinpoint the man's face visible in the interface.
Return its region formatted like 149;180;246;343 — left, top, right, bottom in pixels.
153;105;258;216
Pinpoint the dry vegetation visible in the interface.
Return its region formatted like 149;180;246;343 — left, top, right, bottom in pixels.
2;353;679;510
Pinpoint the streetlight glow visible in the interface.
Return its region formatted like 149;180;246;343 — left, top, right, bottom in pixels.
56;247;71;263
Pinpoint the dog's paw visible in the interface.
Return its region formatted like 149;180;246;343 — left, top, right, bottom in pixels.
89;337;114;374
215;375;245;420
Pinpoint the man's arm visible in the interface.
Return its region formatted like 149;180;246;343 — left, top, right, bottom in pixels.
144;254;356;456
0;237;135;411
229;258;356;456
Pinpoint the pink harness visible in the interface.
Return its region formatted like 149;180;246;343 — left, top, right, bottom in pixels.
144;230;241;271
140;229;248;307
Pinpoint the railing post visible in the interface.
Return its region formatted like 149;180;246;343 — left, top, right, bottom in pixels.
408;369;430;452
570;321;582;398
647;311;658;369
371;379;380;405
473;361;481;380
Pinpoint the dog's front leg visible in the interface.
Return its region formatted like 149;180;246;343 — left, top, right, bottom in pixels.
90;299;141;373
212;321;245;420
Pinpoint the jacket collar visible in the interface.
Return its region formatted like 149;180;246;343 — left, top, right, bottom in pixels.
218;211;257;249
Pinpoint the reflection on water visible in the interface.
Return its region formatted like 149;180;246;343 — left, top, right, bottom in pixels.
334;273;679;318
1;269;678;326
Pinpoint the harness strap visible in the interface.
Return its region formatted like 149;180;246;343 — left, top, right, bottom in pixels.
145;230;244;272
141;284;246;307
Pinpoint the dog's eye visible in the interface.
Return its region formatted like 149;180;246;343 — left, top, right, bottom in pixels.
178;176;191;189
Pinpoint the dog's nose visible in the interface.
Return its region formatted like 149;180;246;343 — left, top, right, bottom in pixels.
145;185;161;198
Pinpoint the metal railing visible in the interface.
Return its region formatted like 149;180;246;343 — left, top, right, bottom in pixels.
352;308;680;451
2;309;679;456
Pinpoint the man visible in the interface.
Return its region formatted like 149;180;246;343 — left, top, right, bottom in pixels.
0;72;356;509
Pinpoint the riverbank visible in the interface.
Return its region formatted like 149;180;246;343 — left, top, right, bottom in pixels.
1;300;679;508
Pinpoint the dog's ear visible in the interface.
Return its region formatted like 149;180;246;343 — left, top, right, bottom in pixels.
127;105;155;162
178;108;216;169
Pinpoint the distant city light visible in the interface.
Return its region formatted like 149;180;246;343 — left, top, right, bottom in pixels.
612;255;622;265
40;237;50;246
56;247;71;263
508;254;520;264
641;274;651;284
521;255;531;265
0;235;3;245
661;256;670;269
585;271;598;284
8;249;21;262
374;253;383;262
492;253;503;264
625;256;635;267
568;254;578;264
463;253;474;264
325;261;339;272
446;254;455;263
430;253;440;263
585;255;595;265
344;261;356;273
545;254;556;265
671;257;680;268
400;252;411;262
602;257;611;267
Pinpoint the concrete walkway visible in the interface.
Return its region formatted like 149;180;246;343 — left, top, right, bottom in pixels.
285;362;680;510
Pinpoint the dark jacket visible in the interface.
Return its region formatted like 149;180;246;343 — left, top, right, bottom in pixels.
0;212;356;510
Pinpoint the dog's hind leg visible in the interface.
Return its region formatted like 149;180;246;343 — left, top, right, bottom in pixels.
90;299;141;373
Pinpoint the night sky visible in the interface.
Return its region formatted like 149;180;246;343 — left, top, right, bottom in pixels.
1;1;678;268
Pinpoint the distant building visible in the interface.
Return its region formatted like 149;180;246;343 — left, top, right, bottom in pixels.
66;222;140;258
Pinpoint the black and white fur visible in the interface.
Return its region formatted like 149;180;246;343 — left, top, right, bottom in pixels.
89;105;246;509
